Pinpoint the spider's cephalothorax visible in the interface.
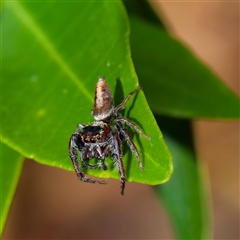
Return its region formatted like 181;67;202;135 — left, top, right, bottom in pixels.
69;77;150;195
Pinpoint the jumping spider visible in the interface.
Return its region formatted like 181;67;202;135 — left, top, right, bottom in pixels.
69;77;150;195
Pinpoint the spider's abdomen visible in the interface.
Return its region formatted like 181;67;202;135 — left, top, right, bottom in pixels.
92;77;114;121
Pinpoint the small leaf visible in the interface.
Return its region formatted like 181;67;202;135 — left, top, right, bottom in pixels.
155;117;211;239
130;17;240;119
0;143;24;236
2;2;172;185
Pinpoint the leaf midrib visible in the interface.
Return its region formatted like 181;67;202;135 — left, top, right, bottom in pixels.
7;1;92;101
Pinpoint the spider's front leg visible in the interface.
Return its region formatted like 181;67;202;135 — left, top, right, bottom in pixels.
112;133;126;195
69;134;107;185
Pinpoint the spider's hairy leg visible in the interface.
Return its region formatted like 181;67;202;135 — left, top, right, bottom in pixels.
112;133;126;195
114;86;142;113
69;134;107;185
120;128;144;171
116;117;151;140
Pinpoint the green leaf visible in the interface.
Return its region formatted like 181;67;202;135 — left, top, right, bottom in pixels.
2;1;172;185
122;0;165;28
0;143;24;236
155;117;211;239
130;17;240;119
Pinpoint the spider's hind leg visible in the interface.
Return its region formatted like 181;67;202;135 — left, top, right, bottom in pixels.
114;86;142;114
116;117;150;140
119;127;145;171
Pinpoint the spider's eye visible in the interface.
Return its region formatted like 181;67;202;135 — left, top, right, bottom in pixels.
90;138;95;143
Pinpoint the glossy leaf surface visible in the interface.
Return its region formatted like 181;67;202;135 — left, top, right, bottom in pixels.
1;1;172;185
0;143;24;236
130;17;240;119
